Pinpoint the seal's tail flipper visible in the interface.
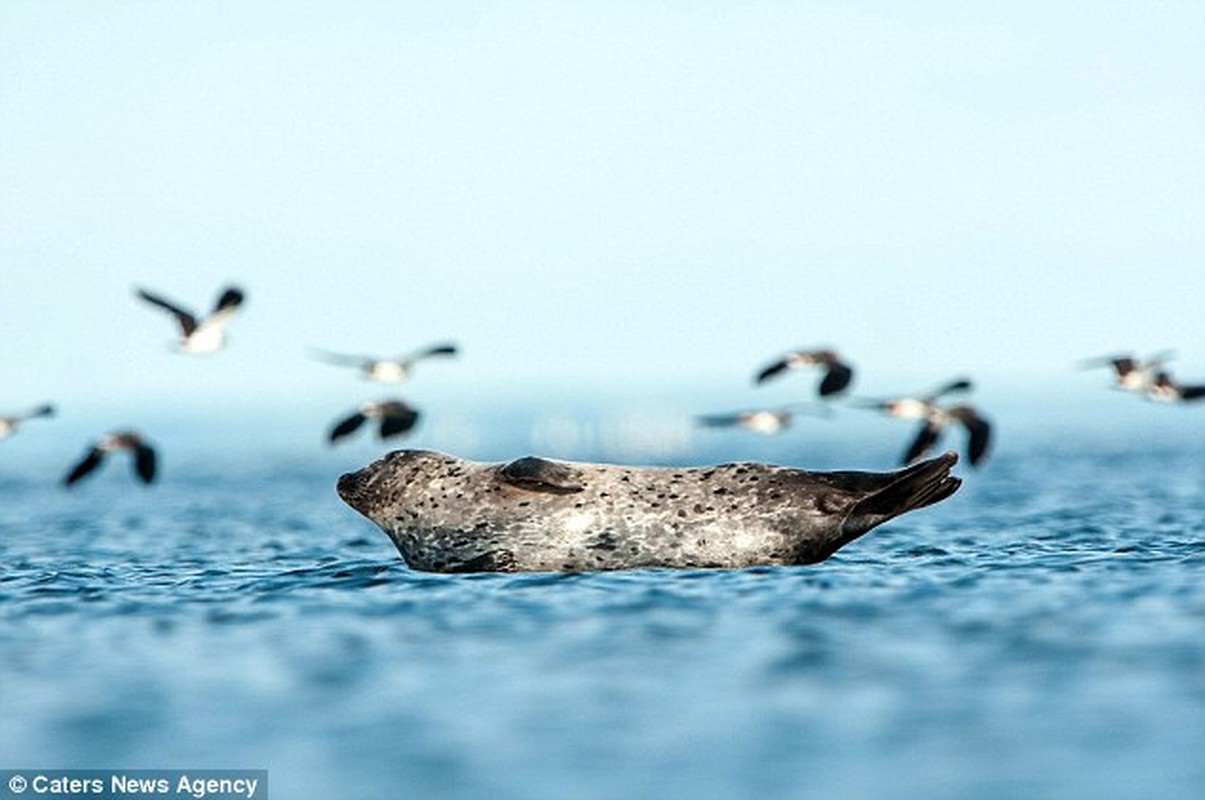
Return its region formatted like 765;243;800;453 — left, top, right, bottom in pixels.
841;451;961;541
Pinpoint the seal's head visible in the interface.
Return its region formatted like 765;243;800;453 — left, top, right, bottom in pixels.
337;449;462;521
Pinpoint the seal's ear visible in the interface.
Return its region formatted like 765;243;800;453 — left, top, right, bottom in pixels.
500;456;586;494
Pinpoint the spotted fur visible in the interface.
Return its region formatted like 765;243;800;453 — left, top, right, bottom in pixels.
337;450;961;573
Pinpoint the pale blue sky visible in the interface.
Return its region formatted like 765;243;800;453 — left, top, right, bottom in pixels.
3;1;1204;423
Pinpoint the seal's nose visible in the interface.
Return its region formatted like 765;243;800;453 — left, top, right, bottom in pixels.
336;470;363;506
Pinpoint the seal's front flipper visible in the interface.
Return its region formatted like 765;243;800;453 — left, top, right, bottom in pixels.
447;549;518;573
500;456;586;494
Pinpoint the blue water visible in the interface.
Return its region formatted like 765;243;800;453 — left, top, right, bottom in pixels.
2;403;1205;799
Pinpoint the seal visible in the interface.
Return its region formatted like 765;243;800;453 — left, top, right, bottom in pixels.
336;449;962;574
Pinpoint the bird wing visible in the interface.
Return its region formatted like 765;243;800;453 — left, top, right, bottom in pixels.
132;442;157;484
63;447;106;487
20;404;55;420
925;378;973;401
1077;354;1141;377
1141;349;1176;369
696;412;743;428
378;406;420;438
328;411;369;444
902;421;943;465
818;361;853;396
754;359;791;384
1176;384;1205;401
400;342;459;364
135;288;198;335
955;410;992;466
211;286;245;315
779;401;833;418
309;348;373;368
1110;356;1137;376
199;287;244;330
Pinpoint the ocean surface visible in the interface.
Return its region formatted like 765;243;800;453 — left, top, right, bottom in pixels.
2;397;1204;799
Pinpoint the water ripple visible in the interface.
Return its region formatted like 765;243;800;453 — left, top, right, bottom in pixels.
2;448;1204;798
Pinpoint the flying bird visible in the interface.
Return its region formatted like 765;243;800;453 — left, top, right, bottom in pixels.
850;377;974;420
1079;351;1174;393
696;403;831;435
63;431;157;487
1146;371;1205;403
135;284;246;354
310;342;458;383
0;403;55;440
328;400;421;446
899;404;992;468
754;348;854;397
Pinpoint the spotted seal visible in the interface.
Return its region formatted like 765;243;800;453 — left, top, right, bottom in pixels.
336;449;961;573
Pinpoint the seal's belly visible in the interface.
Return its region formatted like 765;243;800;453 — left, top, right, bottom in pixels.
387;505;801;573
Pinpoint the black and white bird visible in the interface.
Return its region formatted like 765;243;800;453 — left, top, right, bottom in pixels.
1147;371;1205;403
328;400;421;445
851;378;974;421
0;404;55;440
311;342;458;383
754;348;854;397
135;284;246;354
1080;351;1174;393
899;404;992;468
696;403;831;435
63;431;157;487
